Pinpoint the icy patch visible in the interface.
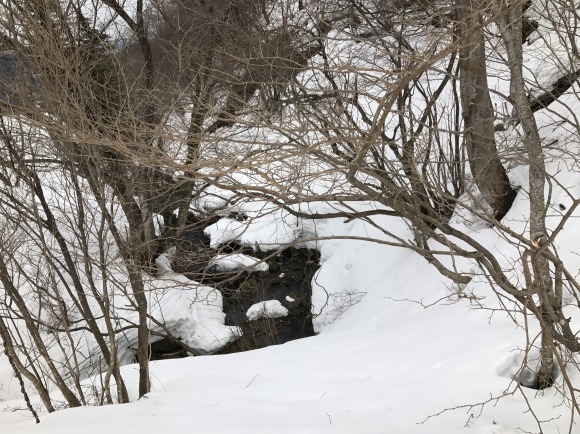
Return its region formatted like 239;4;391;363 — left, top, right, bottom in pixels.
246;300;289;321
209;254;269;272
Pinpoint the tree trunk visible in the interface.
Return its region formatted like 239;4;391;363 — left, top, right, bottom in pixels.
130;269;151;398
457;0;516;219
495;0;554;389
0;315;54;413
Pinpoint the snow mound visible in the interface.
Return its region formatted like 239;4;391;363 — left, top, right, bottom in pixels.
246;300;289;321
117;273;242;362
209;253;269;272
203;204;299;251
151;279;241;353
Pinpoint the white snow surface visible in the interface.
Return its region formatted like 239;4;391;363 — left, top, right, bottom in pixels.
4;182;580;433
142;273;240;357
4;10;580;434
209;253;269;272
246;300;289;321
203;203;300;251
0;167;240;401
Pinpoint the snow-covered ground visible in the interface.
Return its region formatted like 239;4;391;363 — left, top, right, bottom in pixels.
3;3;580;434
2;191;580;433
208;253;270;273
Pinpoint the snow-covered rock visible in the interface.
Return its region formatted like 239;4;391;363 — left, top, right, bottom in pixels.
246;300;289;321
209;253;269;272
114;273;241;363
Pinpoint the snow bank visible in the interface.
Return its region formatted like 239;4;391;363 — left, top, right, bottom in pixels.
203;202;300;251
203;200;411;332
5;7;580;434
141;273;241;357
5;242;576;434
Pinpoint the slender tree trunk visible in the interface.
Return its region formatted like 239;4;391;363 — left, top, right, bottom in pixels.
457;0;516;219
495;0;554;388
0;315;53;413
128;268;150;398
0;256;82;407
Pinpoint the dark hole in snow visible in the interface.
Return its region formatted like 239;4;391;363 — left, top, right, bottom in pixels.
529;69;580;113
161;213;219;275
132;338;189;363
559;204;566;211
149;338;189;361
519;362;559;390
521;17;538;44
227;212;249;221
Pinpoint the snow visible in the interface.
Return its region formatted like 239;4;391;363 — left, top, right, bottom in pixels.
3;237;578;434
4;6;580;434
203;203;300;251
4;179;580;433
246;300;289;321
285;295;294;302
143;275;241;356
209;253;269;272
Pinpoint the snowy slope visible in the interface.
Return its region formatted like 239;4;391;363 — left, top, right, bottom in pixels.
2;196;580;433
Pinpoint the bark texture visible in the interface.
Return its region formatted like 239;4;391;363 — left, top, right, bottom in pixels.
457;0;516;219
496;0;554;389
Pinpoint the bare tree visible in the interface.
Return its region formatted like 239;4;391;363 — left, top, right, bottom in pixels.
0;0;330;410
457;0;516;219
199;2;580;422
2;1;580;431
